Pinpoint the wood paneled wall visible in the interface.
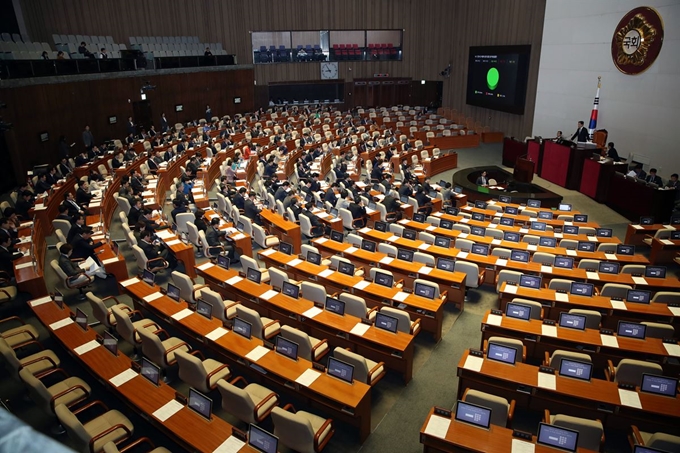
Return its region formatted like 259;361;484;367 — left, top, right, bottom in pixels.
16;0;545;143
0;69;254;178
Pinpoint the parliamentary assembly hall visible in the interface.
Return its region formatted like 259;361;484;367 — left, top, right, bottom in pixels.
0;0;678;452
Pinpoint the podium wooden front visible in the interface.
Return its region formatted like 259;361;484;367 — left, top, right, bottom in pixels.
513;157;534;183
527;140;542;175
540;141;571;187
579;159;628;202
501;138;526;167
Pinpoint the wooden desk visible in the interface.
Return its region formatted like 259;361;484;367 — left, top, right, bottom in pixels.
203;209;253;259
457;350;680;433
460;205;602;232
422;153;458;178
14;219;48;297
153;228;197;278
260;209;302;254
28;296;254;453
121;277;373;442
625;223;675;246
649;237;680;265
419;407;597;453
479;311;680;374
254;248;447;341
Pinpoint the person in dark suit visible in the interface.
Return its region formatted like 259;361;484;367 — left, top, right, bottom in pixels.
334;163;347;181
646;168;663;186
605;142;620;162
193;210;208;233
415;187;432;216
0;234;23;276
381;174;393;193
401;158;413;182
69;227;103;261
127;199;143;227
205;105;212;121
274;181;290;202
127;117;136;136
46;167;60;186
56;205;72;222
0;217;18;243
170;199;188;223
570;121;589;142
130;170;145;194
61;192;84;217
398;181;413;200
34;173;52;194
309;174;321;193
232;188;247;211
299;203;327;237
347;199;367;229
59;158;73;177
243;192;262;225
665;174;678;190
67;214;85;243
15;191;34;220
138;229;174;269
382;191;401;216
160;113;169;133
57;244;90;285
75;180;94;206
476;171;488;186
205;218;236;262
324;184;339;205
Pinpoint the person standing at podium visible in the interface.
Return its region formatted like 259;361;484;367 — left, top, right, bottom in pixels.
570;121;589;142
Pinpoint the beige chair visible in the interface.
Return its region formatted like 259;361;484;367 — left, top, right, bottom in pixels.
137;327;190;376
280;325;329;362
240;255;270;283
577;259;600;271
484;337;526;362
131;245;168;273
629;426;680;453
111;306;159;359
568;309;601;329
252;224;280;249
461;388;515;428
170;271;207;305
543;410;604;452
51;259;93;300
0;316;39;348
651;291;680;304
509;298;544;320
102;439;171;453
641;322;675;339
86;293;132;330
52;219;72;239
548;278;572;292
333;348;385;386
271;405;334;453
338;293;377;320
55;402;134;453
175;349;231;393
454;261;484;290
600;283;632;299
532;252;556;266
0;337;60;381
544;349;592;368
605;358;662;385
300;281;327;306
379;306;421;336
198;288;238;322
330;255;364;277
496;270;522;292
235;305;280;340
643;229;673;246
20;367;91;417
216;376;279;424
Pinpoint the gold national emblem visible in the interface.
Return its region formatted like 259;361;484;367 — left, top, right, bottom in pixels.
611;7;664;75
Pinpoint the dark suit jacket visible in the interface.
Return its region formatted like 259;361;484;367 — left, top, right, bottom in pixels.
70;235;102;260
646;175;663;186
15;200;33;219
206;227;223;247
607;147;621;162
76;188;93;205
62;200;81;217
34;180;52;194
233;194;245;210
58;253;82;277
59;163;72;176
161;117;169;132
571;127;588;142
398;185;412;199
139;240;161;260
0;245;22;275
244;199;261;222
382;195;400;213
128;206;142;226
67;224;82;243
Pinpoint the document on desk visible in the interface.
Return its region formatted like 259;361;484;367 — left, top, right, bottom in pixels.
663;343;680;357
74;340;100;356
555;292;569;302
344;246;358;254
512;439;536;453
359;227;371;234
668;306;680;316
386;235;400;242
245;345;270;362
143;292;163;303
152;399;184;423
425;225;437;231
585;271;600;280
610;300;627;310
504;284;517;294
260;248;276;257
315;237;328;244
318;269;334;279
423;414;451;439
225;276;243;286
496;258;508;267
604;253;617;260
418;266;432;275
350;322;371;336
486;314;503;326
566;249;577;256
302;306;323;319
527;245;537;252
632;276;648;285
491;239;502;245
460;218;469;223
166;239;182;246
554;233;563;238
537;372;556;390
213;436;245;453
353;280;371;290
29;296;53;307
661;239;675;245
286;258;303;267
632;224;644;230
662;225;675;230
120;277;139;287
458;233;469;239
457;251;468;259
155;229;174;240
519;228;529;234
197;262;214;271
433;212;443;217
206;327;229;341
540;265;552;274
600;334;619;348
418;243;431;250
15;262;34;270
494;212;503;217
541;325;557;337
618;389;642;409
295;369;322;387
49;317;74;331
260;289;279;301
109;368;138;387
101;257;119;265
393;291;410;302
462;354;484;372
379;257;394;265
171;308;194;321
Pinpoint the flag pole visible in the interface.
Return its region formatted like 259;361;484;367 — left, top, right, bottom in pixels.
588;76;601;140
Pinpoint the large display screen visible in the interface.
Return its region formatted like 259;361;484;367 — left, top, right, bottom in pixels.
466;45;531;114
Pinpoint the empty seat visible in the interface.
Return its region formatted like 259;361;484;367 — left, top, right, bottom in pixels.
461;388;515;428
338;293;377;320
485;337;525;362
600;283;632;299
509;298;543;319
605;358;663;385
379;306;421;336
235;305;280;340
544;411;604;452
0;316;39;348
333;348;385;386
271;405;335;453
630;425;680;453
56;402;134;453
641;322;674;339
568;309;601;329
175;349;231;393
280;325;329;362
217;376;279;424
544;349;592;368
19;367;91;420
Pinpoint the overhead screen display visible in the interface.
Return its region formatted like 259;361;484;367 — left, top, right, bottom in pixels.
466;45;531;115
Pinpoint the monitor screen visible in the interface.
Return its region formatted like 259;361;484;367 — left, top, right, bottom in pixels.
598;262;620;275
671;215;680;225
375;221;388;232
471;243;489;256
499;195;512;203
671;231;680;240
141;357;161;386
558;358;593;381
506;302;532;321
166;283;181;302
330;208;339;218
196;299;212;319
397;248;414;262
634;446;676;453
330;230;344;242
413;213;426;223
471;212;485;222
640;374;678;397
536;423;579;452
596;228;613;238
102;331;118;356
539;236;556;247
246;267;262;284
519;274;541;289
327;357;354;384
436;257;456;272
558;312;587;330
577;241;596;252
374;271;394;288
639;216;654;225
400;196;408;204
440;219;454;230
275;336;298;361
527;199;541;208
475;200;488;210
403;229;417;240
248;424;278;453
454;400;492;430
470;226;486;236
307;251;321;265
454;186;463;194
282;281;300;299
570;282;594;297
434;236;451;248
626;289;651;304
447;207;460;216
538;211;553;220
510;250;530;263
574;214;588;223
337;261;355;276
486;342;517;365
505;206;519;215
554;256;574;269
53;289;64;309
75;308;88;331
375;312;399;333
279;241;293;255
325;296;345;315
233;317;252;339
236;221;245;232
217;255;230;269
531;221;546;231
558;203;572;212
188;388;213;420
645;266;666;278
616;244;635;255
361;240;377;253
504;231;520;242
439;179;447;187
142;269;155;286
563;225;579;235
617;321;646;339
414;282;436;299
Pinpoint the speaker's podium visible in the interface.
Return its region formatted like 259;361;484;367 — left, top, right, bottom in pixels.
513;156;535;183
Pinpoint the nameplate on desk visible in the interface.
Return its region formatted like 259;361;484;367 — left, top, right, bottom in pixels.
494;212;503;217
458;233;469;238
504;285;517;295
457;251;468;259
663;343;680;357
74;340;100;356
668;306;680;316
109;368;138;387
359;228;371;234
610;300;627;310
537;372;556;390
29;296;53;307
318;269;334;279
460;218;469;223
424;414;451;439
295;369;322;387
486;314;503;326
661;239;675;245
142;190;154;197
540;265;552;274
541;324;557;337
101;257;119;265
350;322;371;336
587;236;599;242
286;258;303;267
618;388;642;409
315;237;328;244
600;334;619;348
496;258;508;267
418;243;431;251
425;225;436;231
662;224;676;230
225;276;243;286
152;399;184;422
353;280;370;290
15;262;34;270
245;345;270;362
260;248;276;257
197;262;214;271
206;327;229;341
433;212;443;217
18;236;32;244
519;228;529;234
165;239;182;246
260;289;278;301
398;219;409;225
49;317;74;330
463;354;484;372
302;306;323;319
586;271;600;280
393;291;409;302
418;266;432;275
89;202;101;208
171;308;193;321
632;224;644;230
554;233;563;238
555;292;569;303
386;235;400;242
143;292;163;303
120;277;139;287
379;257;394;265
632;276;648;285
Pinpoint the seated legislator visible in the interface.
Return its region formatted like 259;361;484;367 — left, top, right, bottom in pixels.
57;244;90;286
206;218;237;262
34;173;52;195
14;191;34;220
0;234;23;276
139;229;175;269
645;168;663;186
605;142;621;162
244;192;262;225
75;180;94;206
66;214;85;243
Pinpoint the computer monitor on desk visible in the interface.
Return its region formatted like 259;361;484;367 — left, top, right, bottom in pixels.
617;321;646;340
330;230;343;242
554;256;574;269
434;235;451;248
375;221;388;232
414;282;436;299
475;200;488;210
510;250;530;263
598;261;620;275
558;203;572;212
538;211;553;220
325;296;345;315
248;424;278;453
577;241;596;252
436;257;456;272
281;281;300;299
397;248;414;262
440;219;454;230
454;400;492;430
574;214;588;223
413;213;426;223
188;388;213;421
233;317;252;339
503;231;519;242
275;336;299;361
142;269;155;286
361;239;376;252
640;374;678;397
531;221;546;231
558;358;592;381
558;312;587;331
527;199;541;208
505;206;519;215
375;312;399;333
306;251;322;265
327;357;354;384
470;226;486;237
196;299;212;319
539;236;556;247
486;342;517;365
645;266;667;278
563;225;579;235
570;282;594;297
374;271;394;288
536;423;579;452
519;274;541;289
278;241;293;255
337;261;355;276
505;302;532;321
471;213;485;222
616;244;635;255
626;289;651;304
166;283;181;302
471;243;489;256
402;229;417;240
